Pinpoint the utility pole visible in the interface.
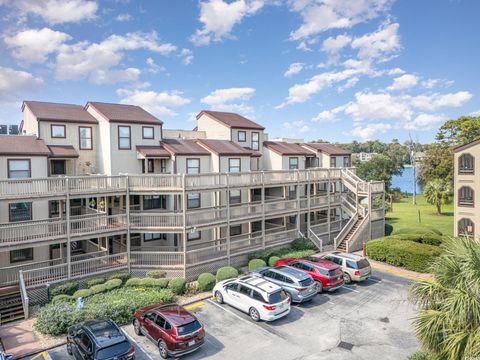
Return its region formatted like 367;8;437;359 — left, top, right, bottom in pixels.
408;133;417;205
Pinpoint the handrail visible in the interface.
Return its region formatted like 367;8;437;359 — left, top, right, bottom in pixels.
346;214;369;252
334;214;358;249
308;228;323;252
18;270;29;319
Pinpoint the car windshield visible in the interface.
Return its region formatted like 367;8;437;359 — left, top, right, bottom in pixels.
299;277;313;287
268;290;288;304
177;320;202;336
96;341;131;360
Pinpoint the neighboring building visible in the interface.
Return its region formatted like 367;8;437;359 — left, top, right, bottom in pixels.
8;125;19;135
0;125;7;134
0;102;385;323
354;152;376;162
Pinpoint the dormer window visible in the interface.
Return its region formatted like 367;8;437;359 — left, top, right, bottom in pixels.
252;132;259;151
51;124;65;138
142;126;154;139
238;131;246;142
459;153;474;174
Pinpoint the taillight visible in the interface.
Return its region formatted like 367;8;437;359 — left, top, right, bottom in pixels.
128;345;135;355
354;270;360;276
263;304;276;311
294;287;304;291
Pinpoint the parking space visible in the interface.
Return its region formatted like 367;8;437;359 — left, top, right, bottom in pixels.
44;270;418;360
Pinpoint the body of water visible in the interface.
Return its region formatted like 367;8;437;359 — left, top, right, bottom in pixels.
391;166;422;194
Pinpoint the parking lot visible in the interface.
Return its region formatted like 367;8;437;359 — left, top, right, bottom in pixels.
44;269;419;360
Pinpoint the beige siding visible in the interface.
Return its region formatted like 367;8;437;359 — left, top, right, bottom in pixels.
21;106;38;136
196;114;231;140
219;156;251;172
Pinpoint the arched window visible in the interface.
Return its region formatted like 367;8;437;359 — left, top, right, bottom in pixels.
458;218;474;237
458;186;474;207
459;154;474;174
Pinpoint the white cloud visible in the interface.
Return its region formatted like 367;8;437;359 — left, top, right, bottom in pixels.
345;91;412;122
146;57;165;74
312;105;346;123
117;88;190;117
387;67;405;76
190;0;265;46
387;74;418;91
351;22;401;60
421;79;438;89
404;113;443;130
283;120;310;134
201;87;255;105
297;41;313;52
179;48;194;65
350;123;392;139
4;28;71;64
0;66;43;103
289;0;393;40
2;0;98;24
284;63;304;77
115;13;131;22
338;77;359;92
408;91;472;111
322;34;351;53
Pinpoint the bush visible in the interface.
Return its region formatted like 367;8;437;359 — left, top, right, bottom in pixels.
197;273;216;292
394;233;444;247
52;294;73;304
104;279;122;291
367;237;441;273
146;270;167;279
393;226;442;236
168;278;186;295
107;271;130;284
248;259;267;271
248;248;288;263
216;266;239;282
35;288;174;336
125;277;169;289
408;351;434;360
86;277;106;288
49;281;79;297
281;249;316;259
385;223;393;236
72;289;92;299
290;238;315;251
268;256;280;267
89;284;108;295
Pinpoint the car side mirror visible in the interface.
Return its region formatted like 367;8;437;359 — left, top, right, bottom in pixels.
5;354;14;360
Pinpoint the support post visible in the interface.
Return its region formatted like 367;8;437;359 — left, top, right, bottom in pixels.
261;171;265;249
66;178;71;279
327;170;331;245
126;175;131;274
182;174;187;279
369;182;372;240
296;170;301;234
226;174;231;265
307;171;311;236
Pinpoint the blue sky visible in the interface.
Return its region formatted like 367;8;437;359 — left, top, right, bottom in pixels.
0;0;478;143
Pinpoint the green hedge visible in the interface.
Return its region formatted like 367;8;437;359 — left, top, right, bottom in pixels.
125;277;169;289
107;272;130;284
146;270;167;279
290;238;316;251
248;259;266;271
168;278;186;295
385;223;393;236
268;256;280;267
216;267;239;282
197;273;216;292
52;294;73;304
89;284;108;295
85;277;106;288
72;289;92;299
35;288;173;336
280;249;316;259
104;279;122;291
367;237;441;273
50;281;79;297
393;226;443;236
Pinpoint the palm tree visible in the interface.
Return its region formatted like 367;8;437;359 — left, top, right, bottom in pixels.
410;237;480;360
423;179;452;215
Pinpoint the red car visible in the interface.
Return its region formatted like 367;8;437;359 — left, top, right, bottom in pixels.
275;258;345;293
133;303;205;359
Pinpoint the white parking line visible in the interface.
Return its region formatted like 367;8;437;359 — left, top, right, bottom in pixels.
342;285;360;293
123;330;155;360
366;277;382;283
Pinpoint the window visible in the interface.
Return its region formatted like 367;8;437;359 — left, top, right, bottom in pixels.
144;233;162;241
187;193;200;209
79;127;92;150
51;124;65;138
226;283;238;292
8;159;30;178
230;225;242;236
238;285;251;296
9;202;32;222
144;195;166;210
155;315;170;329
344;156;350;167
51;160;66;175
458;218;474;237
76;331;93;353
142;126;154;139
330;157;337;168
251;132;259;151
459;186;474;207
289;157;298;170
187;230;201;240
229;158;241;173
10;248;33;263
459;154;474;174
251;290;265;302
229;190;241;204
187;158;200;174
238;131;246;142
147;159;154;173
160;159;167;173
118;126;131;149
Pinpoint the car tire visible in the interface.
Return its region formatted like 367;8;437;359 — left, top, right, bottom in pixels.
316;281;323;293
249;307;260;322
66;342;73;356
158;340;169;359
215;291;224;304
344;273;352;284
133;319;142;336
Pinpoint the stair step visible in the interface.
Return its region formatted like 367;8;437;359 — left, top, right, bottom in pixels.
0;313;25;325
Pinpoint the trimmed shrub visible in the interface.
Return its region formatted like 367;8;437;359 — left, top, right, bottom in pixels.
146;270;167;279
185;281;199;294
50;281;79;297
385;223;393;236
52;294;73;304
290;238;316;251
168;278;186;295
197;273;216;292
89;284;108;295
408;351;434;360
72;289;92;299
367;237;441;273
248;259;267;271
125;277;169;289
104;278;122;291
393;226;442;236
107;272;130;284
216;266;239;282
280;249;316;259
248;248;288;263
86;277;106;288
268;256;280;267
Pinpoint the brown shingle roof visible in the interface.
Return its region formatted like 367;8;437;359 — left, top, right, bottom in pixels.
0;135;50;156
136;145;171;158
197;110;265;130
302;143;351;155
453;138;480;153
161;139;210;156
196;139;260;156
86;102;162;125
47;145;79;158
23;101;98;124
263;141;312;156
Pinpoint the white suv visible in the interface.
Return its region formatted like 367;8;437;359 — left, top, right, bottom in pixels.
212;275;291;322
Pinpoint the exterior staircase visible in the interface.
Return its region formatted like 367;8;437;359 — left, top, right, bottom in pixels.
0;285;24;325
336;216;364;251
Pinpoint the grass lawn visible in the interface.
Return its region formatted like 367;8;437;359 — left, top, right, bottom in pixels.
386;195;454;236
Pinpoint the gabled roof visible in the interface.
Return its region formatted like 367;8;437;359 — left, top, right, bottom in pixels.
161;139;211;156
0;135;51;156
302;143;351;156
196;139;261;157
22;101;98;124
197;110;265;130
263;141;312;156
47;145;79;158
86;102;162;125
453;138;480;153
136;145;171;158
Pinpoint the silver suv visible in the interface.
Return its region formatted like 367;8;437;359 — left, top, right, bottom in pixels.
321;252;371;283
251;266;317;303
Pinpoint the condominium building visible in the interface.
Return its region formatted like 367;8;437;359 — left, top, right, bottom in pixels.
0;101;385;322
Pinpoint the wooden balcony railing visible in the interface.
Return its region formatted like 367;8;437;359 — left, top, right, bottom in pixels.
130;212;183;230
130;251;183;268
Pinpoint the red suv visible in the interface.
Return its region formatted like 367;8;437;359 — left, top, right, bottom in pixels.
133;304;205;359
275;258;345;293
